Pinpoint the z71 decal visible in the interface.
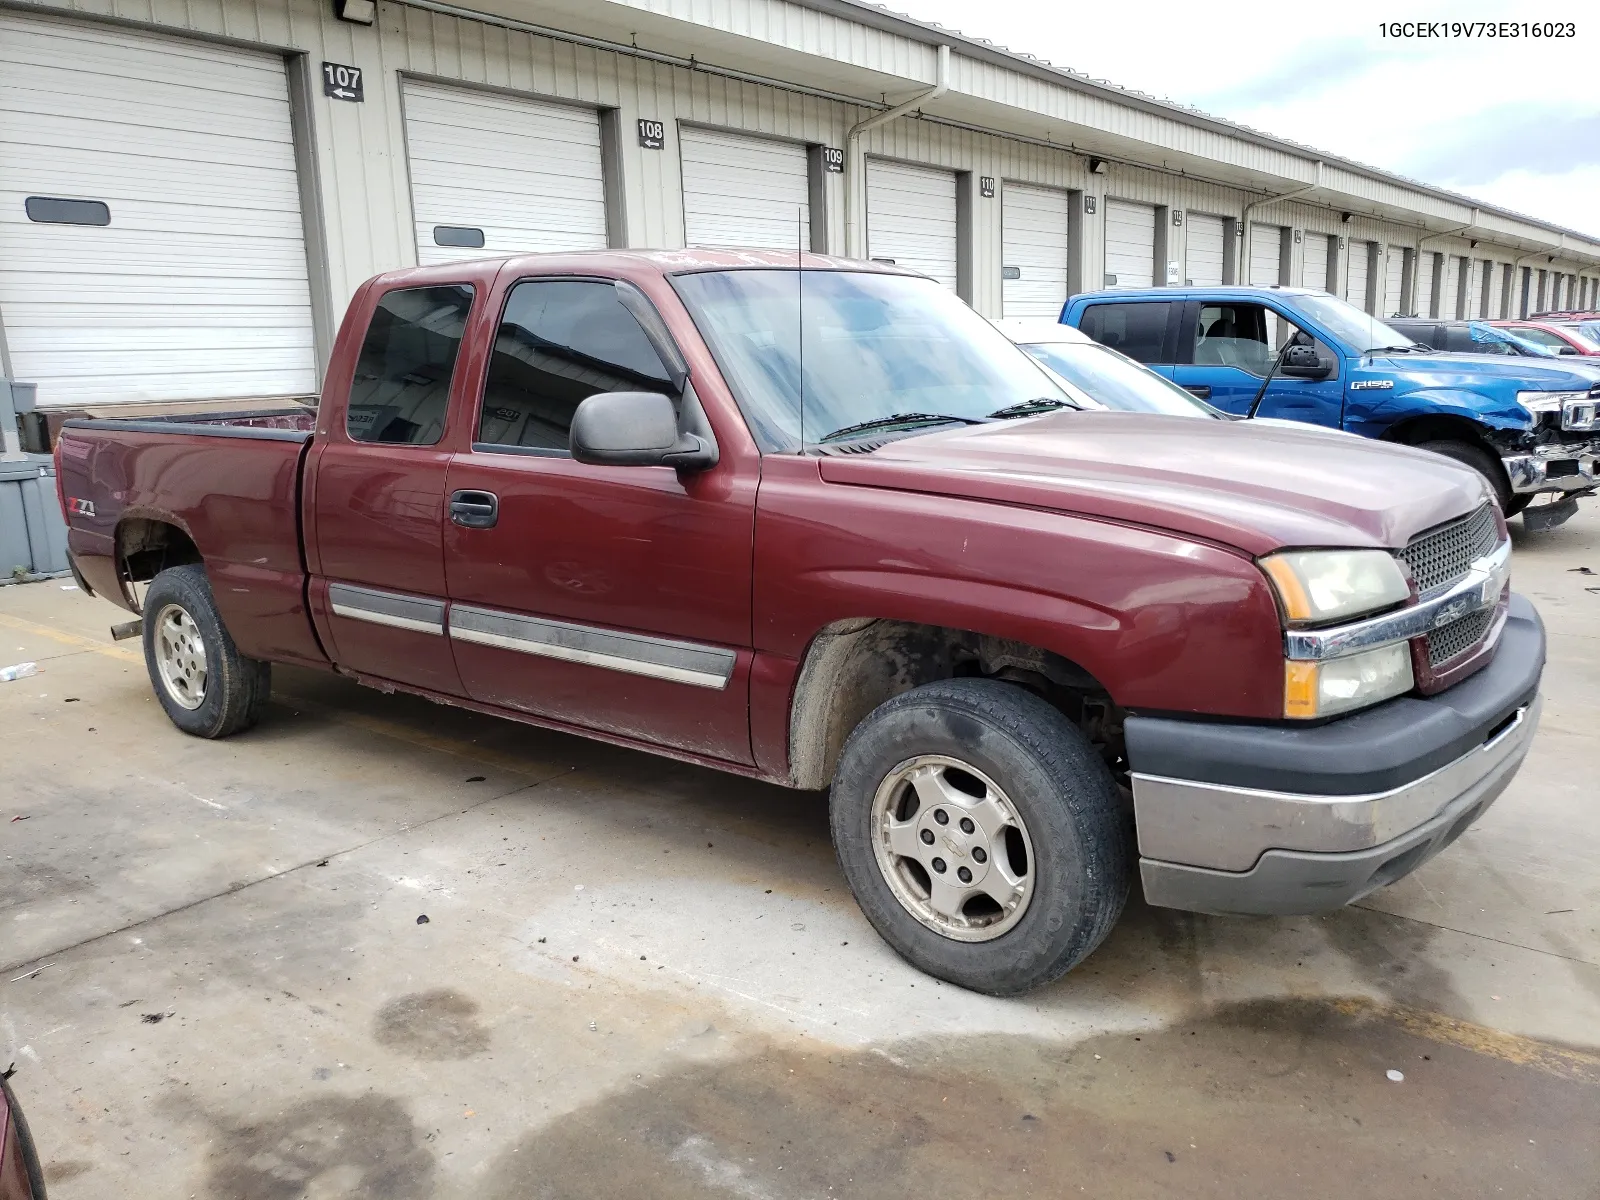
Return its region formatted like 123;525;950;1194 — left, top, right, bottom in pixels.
66;497;96;516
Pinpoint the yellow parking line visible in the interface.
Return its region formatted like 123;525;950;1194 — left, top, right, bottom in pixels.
1332;997;1600;1081
0;610;564;780
0;612;141;663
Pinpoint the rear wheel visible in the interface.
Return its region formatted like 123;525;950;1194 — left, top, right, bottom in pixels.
829;678;1131;995
142;564;270;738
1416;438;1515;513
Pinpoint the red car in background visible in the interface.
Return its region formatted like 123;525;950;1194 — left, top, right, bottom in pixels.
1492;319;1600;356
0;1073;46;1200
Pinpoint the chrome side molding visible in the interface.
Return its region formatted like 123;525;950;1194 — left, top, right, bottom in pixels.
449;605;736;690
328;583;446;636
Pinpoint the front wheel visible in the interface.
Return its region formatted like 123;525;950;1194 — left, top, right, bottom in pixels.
142;564;271;738
829;679;1131;995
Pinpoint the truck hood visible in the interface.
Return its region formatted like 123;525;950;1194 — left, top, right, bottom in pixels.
816;412;1490;556
1365;350;1600;391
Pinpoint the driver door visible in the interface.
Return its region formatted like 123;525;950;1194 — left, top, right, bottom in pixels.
441;275;758;765
1174;301;1342;425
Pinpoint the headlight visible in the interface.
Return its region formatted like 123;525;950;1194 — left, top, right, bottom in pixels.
1284;644;1414;719
1517;390;1597;430
1259;549;1410;625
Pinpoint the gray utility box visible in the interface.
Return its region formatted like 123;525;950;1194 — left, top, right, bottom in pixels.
2;380;69;577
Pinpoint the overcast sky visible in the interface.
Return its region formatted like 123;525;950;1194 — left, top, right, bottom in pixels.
896;0;1598;237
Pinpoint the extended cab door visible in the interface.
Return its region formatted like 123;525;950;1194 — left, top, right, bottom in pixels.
1172;299;1342;424
440;273;757;764
1073;299;1180;379
308;279;485;696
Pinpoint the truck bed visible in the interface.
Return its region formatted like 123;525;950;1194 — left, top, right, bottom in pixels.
56;404;328;669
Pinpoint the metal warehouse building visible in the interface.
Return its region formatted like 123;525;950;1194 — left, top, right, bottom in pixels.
3;0;1600;570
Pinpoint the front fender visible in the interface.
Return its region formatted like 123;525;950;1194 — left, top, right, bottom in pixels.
1348;386;1530;442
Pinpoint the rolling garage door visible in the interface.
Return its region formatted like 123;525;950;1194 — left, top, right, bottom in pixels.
1303;234;1329;292
1415;251;1436;316
1347;243;1370;311
1001;183;1072;317
0;11;317;407
681;127;810;251
1440;257;1461;319
866;159;957;290
1186;213;1225;286
1383;248;1405;316
402;79;607;267
1104;199;1155;289
1248;224;1282;286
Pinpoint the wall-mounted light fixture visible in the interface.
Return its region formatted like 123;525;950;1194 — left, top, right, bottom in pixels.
335;0;376;24
1087;158;1107;175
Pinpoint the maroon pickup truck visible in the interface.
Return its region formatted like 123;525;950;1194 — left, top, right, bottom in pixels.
53;250;1544;994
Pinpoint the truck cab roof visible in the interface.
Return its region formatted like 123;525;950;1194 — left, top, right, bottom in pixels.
364;248;921;291
1067;286;1323;306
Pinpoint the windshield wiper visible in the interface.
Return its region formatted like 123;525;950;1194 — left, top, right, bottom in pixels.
1365;344;1424;354
986;397;1078;419
817;412;989;443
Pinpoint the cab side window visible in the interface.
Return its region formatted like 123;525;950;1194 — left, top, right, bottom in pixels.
476;280;674;452
1193;302;1298;375
1077;302;1172;364
347;285;475;445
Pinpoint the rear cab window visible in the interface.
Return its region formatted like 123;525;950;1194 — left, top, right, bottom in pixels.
1076;301;1175;364
347;285;475;445
474;279;674;454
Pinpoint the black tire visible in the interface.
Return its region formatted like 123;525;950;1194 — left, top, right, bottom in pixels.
142;563;270;738
1416;438;1513;513
830;678;1131;996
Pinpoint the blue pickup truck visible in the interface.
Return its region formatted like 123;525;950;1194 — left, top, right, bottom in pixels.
1061;286;1600;527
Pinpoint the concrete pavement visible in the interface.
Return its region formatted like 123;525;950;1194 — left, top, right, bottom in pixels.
2;512;1597;1198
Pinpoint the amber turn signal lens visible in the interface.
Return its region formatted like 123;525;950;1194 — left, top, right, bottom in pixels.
1260;556;1315;622
1284;661;1320;719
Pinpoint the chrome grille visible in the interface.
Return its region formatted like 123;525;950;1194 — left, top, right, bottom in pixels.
1399;504;1498;595
1426;607;1497;668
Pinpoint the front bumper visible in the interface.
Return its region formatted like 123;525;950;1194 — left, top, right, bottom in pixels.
1503;443;1599;494
1126;594;1545;916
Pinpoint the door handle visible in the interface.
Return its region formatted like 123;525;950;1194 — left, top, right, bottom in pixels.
1183;385;1212;399
450;489;499;529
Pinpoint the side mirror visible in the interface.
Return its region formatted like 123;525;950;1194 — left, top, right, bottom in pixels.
1278;343;1332;379
1558;346;1578;355
569;391;716;471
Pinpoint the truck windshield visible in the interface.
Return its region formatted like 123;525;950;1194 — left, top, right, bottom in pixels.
1295;293;1422;354
672;269;1070;451
1021;341;1217;418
